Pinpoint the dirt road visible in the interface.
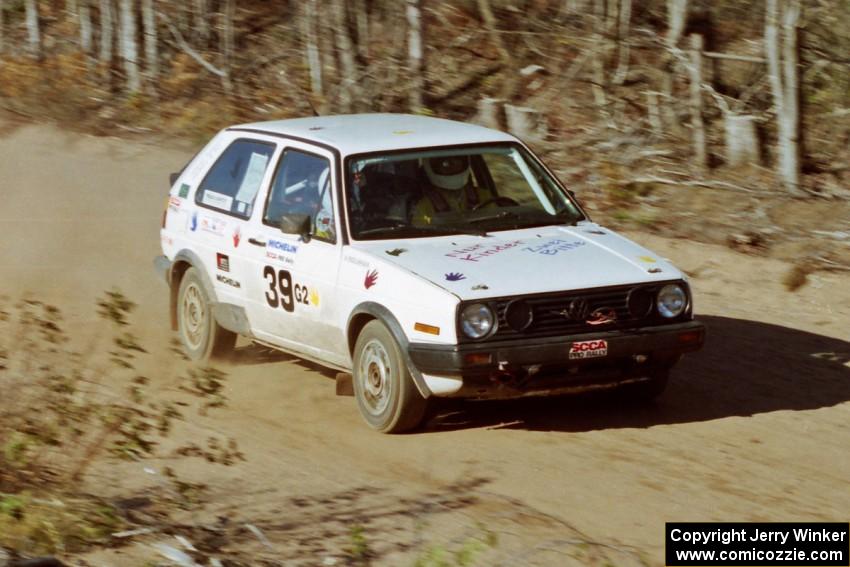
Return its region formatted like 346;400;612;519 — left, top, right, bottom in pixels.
1;120;849;566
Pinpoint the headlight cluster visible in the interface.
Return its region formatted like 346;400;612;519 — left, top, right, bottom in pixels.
657;284;687;318
460;303;495;339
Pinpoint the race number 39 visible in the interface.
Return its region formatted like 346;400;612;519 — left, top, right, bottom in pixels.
263;266;311;312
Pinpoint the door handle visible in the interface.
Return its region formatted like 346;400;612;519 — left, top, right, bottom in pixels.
248;238;266;247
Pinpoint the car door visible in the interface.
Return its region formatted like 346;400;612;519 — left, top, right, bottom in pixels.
240;143;347;367
189;135;279;310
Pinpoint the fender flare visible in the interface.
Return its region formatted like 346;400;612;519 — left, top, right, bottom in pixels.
347;302;432;398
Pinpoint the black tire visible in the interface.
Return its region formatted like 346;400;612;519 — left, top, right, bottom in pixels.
619;370;669;402
176;267;236;362
352;320;428;433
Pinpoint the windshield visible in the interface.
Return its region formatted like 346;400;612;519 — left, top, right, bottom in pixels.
345;144;584;240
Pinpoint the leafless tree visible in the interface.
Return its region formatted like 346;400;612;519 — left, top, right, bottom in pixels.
119;0;141;93
99;0;114;65
194;0;208;43
25;0;41;58
0;0;5;55
334;0;358;112
406;0;425;112
79;0;93;54
220;0;234;95
765;0;802;192
142;0;158;81
304;0;323;96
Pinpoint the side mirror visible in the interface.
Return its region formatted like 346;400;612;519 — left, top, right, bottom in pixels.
279;213;312;241
169;172;180;187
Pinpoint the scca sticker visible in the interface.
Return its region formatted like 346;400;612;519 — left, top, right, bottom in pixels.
569;339;608;359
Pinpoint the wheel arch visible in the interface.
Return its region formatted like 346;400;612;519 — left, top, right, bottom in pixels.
347;302;432;398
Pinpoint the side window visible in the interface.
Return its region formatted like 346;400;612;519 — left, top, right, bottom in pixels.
195;139;276;219
264;149;335;243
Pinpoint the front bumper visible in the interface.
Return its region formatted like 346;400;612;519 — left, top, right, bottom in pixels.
408;320;704;388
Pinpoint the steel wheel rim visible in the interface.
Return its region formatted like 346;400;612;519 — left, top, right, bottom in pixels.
181;282;207;350
358;338;393;416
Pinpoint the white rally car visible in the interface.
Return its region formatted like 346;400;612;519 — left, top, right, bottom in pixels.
156;114;704;432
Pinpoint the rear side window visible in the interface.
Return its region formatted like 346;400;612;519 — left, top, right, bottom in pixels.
196;139;276;219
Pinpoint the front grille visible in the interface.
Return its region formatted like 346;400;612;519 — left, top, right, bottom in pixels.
474;282;678;342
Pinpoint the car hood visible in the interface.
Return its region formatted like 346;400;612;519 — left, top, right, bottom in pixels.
351;222;684;299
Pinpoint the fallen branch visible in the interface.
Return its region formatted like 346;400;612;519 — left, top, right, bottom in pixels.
157;11;226;78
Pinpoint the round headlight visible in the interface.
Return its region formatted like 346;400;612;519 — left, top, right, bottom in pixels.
460;303;495;339
657;284;687;318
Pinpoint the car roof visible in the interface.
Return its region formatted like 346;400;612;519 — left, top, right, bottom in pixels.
231;113;518;156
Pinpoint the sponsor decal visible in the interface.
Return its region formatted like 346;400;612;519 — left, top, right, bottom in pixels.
202;190;234;211
216;253;230;272
445;272;466;282
309;289;320;306
523;239;586;256
216;274;241;288
233;227;241;248
168;196;182;212
178;183;190;198
344;255;369;268
364;269;379;290
393;130;414;135
190;211;198;231
471;284;489;290
199;214;227;236
569;339;608;360
266;251;295;265
268;239;298;254
445;240;523;262
161;235;174;246
586;308;617;326
385;248;407;256
639;255;657;263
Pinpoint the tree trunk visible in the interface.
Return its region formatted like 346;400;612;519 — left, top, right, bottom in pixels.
765;0;801;193
333;0;358;112
687;34;707;171
304;0;323;95
0;0;6;55
25;0;41;58
724;113;759;166
194;0;208;43
505;104;547;142
612;0;632;85
142;0;157;81
119;0;141;93
99;0;114;65
666;0;688;48
220;0;234;95
406;0;424;112
476;97;505;130
645;91;663;136
80;0;93;54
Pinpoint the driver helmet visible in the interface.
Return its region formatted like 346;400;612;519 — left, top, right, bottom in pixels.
424;155;470;191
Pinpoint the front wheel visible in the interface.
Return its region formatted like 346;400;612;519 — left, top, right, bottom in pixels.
353;320;428;433
176;267;236;362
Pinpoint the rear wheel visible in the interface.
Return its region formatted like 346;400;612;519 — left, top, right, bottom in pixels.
176;267;236;361
353;320;428;433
